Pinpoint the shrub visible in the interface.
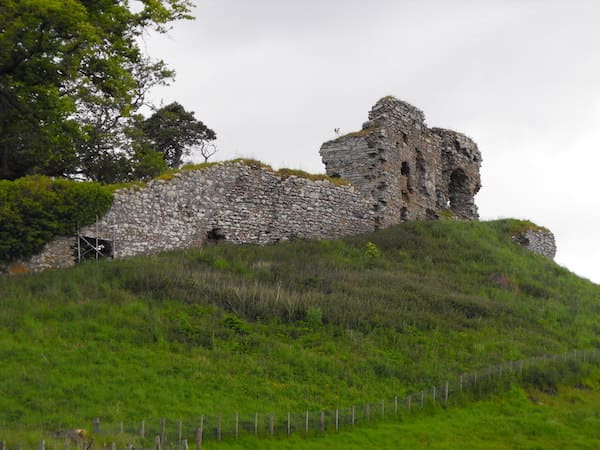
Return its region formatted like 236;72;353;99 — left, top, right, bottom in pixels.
223;315;250;335
364;241;381;262
0;176;113;265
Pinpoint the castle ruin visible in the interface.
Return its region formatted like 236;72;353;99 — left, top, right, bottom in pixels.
10;96;556;273
320;96;482;227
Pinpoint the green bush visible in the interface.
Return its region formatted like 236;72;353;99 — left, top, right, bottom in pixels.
0;176;113;265
364;241;382;262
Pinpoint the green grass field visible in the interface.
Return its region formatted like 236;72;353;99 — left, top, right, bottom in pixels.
211;382;600;450
0;219;599;447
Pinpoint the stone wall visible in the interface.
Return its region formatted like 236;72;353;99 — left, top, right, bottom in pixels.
320;96;482;227
7;237;76;274
513;229;557;259
12;96;558;273
15;162;375;272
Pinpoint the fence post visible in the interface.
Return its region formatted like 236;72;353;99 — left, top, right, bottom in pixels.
269;415;274;437
287;412;291;436
460;375;463;392
141;420;145;438
352;406;355;427
407;395;412;413
235;412;239;439
178;419;183;443
120;422;124;434
198;416;204;450
160;418;166;444
93;418;101;434
381;400;385;418
335;409;339;431
305;411;309;433
320;411;325;432
182;439;189;450
394;396;398;415
111;443;116;450
155;435;161;450
0;441;5;450
39;441;45;450
444;380;449;404
366;404;370;421
420;391;424;409
254;413;258;436
432;386;436;405
217;414;222;441
195;425;202;450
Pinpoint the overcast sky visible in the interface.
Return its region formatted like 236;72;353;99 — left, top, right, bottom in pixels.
144;0;600;284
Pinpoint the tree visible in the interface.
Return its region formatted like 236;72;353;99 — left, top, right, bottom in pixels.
0;0;193;180
199;140;218;163
140;102;217;168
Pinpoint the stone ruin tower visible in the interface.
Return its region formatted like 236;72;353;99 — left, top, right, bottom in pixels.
320;96;482;228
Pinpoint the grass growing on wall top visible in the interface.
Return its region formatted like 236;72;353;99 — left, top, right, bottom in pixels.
106;158;351;190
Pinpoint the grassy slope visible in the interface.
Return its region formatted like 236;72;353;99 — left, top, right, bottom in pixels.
0;220;599;437
214;383;600;450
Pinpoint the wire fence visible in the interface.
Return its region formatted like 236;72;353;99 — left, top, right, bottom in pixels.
2;348;598;450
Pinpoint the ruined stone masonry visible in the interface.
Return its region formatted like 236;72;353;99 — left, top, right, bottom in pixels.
12;162;375;272
13;96;555;272
513;229;557;259
320;96;482;226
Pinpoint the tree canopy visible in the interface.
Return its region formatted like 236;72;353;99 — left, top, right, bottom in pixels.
0;0;194;181
139;102;216;168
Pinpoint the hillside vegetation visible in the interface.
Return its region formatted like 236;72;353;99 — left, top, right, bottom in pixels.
0;219;599;441
217;383;600;450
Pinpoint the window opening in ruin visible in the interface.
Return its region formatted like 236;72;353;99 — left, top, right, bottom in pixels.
206;227;226;244
401;207;409;221
77;236;113;262
400;161;410;176
449;169;470;211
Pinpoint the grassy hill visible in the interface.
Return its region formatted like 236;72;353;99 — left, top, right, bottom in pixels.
0;219;599;447
216;383;600;450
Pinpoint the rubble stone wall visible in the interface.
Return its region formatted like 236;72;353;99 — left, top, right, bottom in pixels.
320;96;482;227
12;96;556;273
513;229;557;259
13;162;375;272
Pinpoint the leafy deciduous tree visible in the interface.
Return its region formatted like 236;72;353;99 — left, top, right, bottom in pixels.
140;102;217;168
0;0;193;180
